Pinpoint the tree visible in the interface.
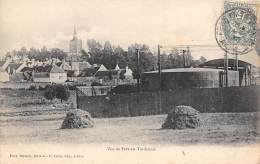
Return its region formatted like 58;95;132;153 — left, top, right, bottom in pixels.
80;49;90;61
4;52;11;60
44;85;56;102
17;47;28;58
54;85;70;103
50;48;67;60
87;39;103;64
114;46;127;68
127;43;157;78
102;41;114;69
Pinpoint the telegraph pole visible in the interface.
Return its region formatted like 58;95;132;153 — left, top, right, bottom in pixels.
182;49;186;67
136;49;140;92
158;45;162;113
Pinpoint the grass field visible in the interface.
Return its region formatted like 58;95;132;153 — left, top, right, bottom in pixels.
0;103;259;145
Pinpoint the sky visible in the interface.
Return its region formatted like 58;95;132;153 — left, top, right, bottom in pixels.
0;0;259;66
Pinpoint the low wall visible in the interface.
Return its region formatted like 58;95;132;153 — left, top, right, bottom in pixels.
0;82;50;89
0;89;76;107
77;86;260;118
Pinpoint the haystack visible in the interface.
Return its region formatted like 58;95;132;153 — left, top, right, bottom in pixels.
61;109;94;129
162;105;200;129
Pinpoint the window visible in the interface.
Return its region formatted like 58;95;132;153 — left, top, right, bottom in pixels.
100;88;104;95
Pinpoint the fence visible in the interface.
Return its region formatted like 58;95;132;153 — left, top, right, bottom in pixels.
77;86;113;96
77;86;260;118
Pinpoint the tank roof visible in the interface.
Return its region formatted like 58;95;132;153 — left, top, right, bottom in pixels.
144;68;227;74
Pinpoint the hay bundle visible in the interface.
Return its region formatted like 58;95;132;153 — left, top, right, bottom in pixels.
162;105;200;129
61;109;94;129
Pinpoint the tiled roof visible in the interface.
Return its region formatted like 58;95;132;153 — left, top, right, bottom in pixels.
50;65;66;73
7;63;22;70
97;64;108;71
56;62;62;67
20;67;33;72
110;70;120;75
34;65;52;73
33;72;49;78
95;70;110;77
0;61;5;67
79;61;92;70
79;67;99;77
5;63;23;74
199;59;252;68
33;65;65;73
119;69;126;77
144;68;225;74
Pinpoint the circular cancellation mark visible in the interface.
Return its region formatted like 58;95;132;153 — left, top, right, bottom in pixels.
215;7;258;55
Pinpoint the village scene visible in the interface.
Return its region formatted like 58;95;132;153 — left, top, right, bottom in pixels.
0;0;259;146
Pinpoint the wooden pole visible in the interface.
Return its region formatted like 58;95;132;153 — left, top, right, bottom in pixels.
136;49;140;92
158;45;162;113
225;51;228;87
158;45;161;86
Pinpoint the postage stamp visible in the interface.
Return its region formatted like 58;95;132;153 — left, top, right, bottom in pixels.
215;7;258;55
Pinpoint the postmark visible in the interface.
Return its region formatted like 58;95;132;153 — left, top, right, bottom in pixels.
215;7;257;55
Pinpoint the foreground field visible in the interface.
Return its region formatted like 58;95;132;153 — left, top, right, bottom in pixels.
0;105;259;145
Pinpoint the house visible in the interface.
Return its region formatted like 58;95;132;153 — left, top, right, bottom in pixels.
67;70;77;82
94;64;113;84
76;63;135;85
75;67;99;83
95;70;112;84
3;62;27;82
56;59;71;71
79;61;92;71
20;67;34;81
71;61;92;76
0;68;9;82
94;64;135;85
124;66;134;80
32;65;67;83
5;62;25;75
0;59;10;70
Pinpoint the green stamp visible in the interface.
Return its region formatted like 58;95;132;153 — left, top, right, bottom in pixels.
215;7;258;55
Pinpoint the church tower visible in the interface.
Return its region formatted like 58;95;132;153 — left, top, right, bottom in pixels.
69;25;82;56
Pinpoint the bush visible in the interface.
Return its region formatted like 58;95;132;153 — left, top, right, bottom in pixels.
91;81;103;86
38;85;45;90
28;85;37;90
54;84;70;103
43;84;70;103
44;86;56;102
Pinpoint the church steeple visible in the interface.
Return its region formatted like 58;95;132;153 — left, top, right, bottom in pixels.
74;25;77;36
69;25;82;56
72;25;78;40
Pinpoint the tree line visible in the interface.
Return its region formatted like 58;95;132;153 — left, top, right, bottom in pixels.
5;46;67;61
4;39;207;77
85;40;207;75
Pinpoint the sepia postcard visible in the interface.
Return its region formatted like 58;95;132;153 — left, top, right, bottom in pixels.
0;0;259;164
